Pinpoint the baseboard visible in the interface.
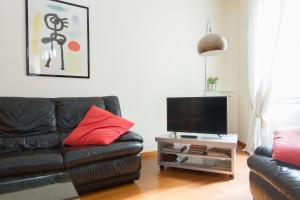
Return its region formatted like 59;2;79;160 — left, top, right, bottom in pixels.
141;151;157;158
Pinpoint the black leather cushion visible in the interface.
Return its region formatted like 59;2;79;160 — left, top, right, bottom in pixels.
102;96;122;117
0;97;56;137
248;149;300;200
67;154;141;186
62;141;143;168
0;149;63;178
116;131;144;143
55;97;105;132
254;145;273;157
54;96;121;132
0;132;69;154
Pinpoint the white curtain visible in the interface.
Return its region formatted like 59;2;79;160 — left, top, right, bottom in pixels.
244;0;285;154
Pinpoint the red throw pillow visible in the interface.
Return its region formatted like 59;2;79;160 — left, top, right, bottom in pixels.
272;127;300;167
63;105;134;146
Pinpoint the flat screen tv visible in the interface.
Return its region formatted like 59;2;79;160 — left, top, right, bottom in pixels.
167;97;227;134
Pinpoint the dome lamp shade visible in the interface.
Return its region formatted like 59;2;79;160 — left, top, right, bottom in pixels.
197;33;227;56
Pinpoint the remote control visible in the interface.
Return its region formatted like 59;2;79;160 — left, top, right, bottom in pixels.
181;135;198;139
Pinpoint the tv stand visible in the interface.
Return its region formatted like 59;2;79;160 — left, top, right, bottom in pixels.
155;134;237;179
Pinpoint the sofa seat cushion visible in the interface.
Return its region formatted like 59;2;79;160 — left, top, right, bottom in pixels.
62;141;143;168
0;149;64;178
248;153;300;199
67;155;141;186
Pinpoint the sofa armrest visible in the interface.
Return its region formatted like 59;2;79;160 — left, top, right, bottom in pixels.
116;131;143;143
254;145;273;157
247;153;300;200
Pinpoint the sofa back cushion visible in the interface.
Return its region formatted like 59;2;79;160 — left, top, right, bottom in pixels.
0;96;122;153
54;96;121;132
0;97;56;137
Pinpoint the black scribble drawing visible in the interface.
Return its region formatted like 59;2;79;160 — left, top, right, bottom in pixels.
41;13;68;70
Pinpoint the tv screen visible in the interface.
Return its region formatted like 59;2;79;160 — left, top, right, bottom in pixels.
167;97;227;134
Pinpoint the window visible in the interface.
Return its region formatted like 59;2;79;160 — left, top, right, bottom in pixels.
272;1;300;99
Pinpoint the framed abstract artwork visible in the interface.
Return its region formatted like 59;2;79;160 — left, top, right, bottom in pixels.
26;0;90;78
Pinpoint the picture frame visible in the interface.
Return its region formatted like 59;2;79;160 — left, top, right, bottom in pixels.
25;0;90;78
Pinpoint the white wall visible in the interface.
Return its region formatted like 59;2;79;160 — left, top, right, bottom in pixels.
0;0;240;151
237;0;251;143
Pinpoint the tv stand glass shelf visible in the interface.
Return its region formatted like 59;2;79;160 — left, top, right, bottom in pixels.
155;133;237;179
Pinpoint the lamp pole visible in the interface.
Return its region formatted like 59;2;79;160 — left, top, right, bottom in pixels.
204;57;207;93
204;20;211;94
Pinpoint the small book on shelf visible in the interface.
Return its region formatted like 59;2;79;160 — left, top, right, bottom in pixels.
162;145;187;153
188;145;207;155
206;147;231;158
161;154;178;162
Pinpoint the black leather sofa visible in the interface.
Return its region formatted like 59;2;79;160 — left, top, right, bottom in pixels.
0;96;143;194
247;146;300;200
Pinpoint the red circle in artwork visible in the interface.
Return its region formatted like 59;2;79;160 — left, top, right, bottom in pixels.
68;41;81;51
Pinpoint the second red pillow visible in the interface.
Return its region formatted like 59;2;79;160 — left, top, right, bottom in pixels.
63;105;134;146
272;127;300;167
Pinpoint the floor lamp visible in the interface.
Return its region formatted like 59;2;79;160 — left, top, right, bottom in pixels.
197;20;228;94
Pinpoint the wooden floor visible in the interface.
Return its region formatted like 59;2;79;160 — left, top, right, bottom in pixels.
81;145;252;200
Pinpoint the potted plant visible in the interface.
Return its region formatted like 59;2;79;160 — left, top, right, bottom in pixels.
207;76;218;91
